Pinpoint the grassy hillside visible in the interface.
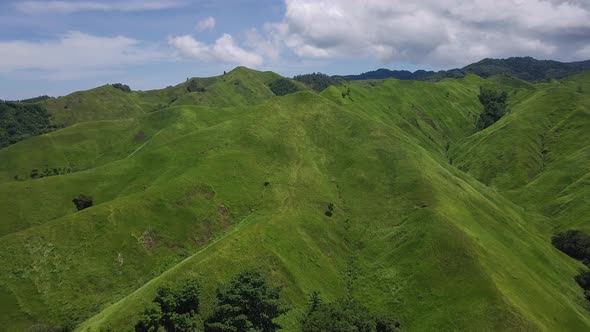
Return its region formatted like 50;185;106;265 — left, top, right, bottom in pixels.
0;68;589;331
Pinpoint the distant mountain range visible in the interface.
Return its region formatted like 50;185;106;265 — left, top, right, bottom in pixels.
336;57;590;82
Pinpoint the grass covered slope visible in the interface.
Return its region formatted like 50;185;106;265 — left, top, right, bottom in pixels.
0;69;589;331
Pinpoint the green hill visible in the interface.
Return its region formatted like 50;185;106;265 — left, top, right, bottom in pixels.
0;67;589;331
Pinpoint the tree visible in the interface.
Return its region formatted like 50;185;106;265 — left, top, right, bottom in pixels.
136;277;203;332
72;194;93;211
135;303;162;332
206;270;289;332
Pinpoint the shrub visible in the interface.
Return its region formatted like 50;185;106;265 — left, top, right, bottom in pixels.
325;203;335;217
72;194;93;211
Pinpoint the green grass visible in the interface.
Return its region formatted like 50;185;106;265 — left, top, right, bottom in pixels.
0;68;589;331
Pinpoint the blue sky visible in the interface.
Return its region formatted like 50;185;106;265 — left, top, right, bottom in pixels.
1;0;589;100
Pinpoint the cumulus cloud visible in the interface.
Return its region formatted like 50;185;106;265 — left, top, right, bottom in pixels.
196;17;216;32
16;0;186;14
278;0;590;66
169;34;264;67
0;31;166;76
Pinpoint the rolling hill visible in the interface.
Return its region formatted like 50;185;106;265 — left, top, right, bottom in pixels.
0;66;589;331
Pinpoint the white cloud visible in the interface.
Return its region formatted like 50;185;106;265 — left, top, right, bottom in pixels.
169;33;264;67
278;0;590;66
196;17;216;32
0;31;166;76
16;0;186;14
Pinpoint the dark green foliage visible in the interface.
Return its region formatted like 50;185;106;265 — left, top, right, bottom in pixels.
476;87;508;130
551;230;590;303
111;83;132;93
206;270;288;332
575;271;590;301
325;203;335;217
187;80;207;93
0;101;53;148
293;73;341;92
30;167;72;179
72;194;93;211
301;293;399;332
268;78;300;96
552;230;590;263
135;303;162;332
136;278;202;332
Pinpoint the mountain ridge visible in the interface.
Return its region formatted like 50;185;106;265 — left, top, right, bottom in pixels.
336;56;590;82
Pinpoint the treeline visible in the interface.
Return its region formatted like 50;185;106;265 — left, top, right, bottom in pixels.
552;230;590;301
133;269;399;332
476;87;509;130
293;73;343;93
0;101;55;148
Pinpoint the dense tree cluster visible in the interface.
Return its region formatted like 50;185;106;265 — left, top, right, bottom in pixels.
136;270;288;332
268;78;300;96
552;230;590;302
476;87;509;130
293;73;342;93
0;101;54;148
111;83;132;93
301;292;399;332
